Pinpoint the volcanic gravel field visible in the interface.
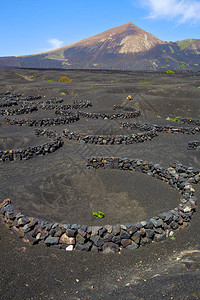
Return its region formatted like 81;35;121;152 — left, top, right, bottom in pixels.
0;68;200;299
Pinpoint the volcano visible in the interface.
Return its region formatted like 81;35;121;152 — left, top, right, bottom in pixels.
0;22;199;70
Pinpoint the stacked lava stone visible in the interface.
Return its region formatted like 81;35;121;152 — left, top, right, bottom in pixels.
0;129;63;162
0;104;38;116
0;157;199;252
179;118;200;126
187;141;200;150
0;93;41;116
47;100;92;112
5;113;80;127
76;110;141;120
62;129;157;145
121;122;200;134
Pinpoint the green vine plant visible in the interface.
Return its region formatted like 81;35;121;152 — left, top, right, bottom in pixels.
92;211;104;218
166;116;182;122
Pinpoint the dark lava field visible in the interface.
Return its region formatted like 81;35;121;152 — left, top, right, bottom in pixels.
0;68;200;299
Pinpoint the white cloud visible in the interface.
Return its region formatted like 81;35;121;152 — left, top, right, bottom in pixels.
47;38;64;49
140;0;200;23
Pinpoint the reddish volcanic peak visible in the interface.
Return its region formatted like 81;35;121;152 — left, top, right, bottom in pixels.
65;21;163;47
47;22;165;57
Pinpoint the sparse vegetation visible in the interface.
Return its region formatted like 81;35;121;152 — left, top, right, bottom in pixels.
15;73;25;79
166;116;181;122
92;211;104;219
176;39;199;49
58;76;73;83
164;70;174;74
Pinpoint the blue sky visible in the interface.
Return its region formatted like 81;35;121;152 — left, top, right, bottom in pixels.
0;0;199;56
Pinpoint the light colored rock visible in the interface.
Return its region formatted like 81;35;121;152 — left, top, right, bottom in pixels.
60;233;75;245
66;245;74;251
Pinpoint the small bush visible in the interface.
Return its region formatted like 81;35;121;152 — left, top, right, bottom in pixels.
166;116;181;122
164;70;174;74
92;211;104;219
58;76;72;83
60;92;66;95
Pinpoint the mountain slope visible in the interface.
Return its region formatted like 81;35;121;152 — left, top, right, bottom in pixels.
184;40;200;54
0;22;199;70
176;39;199;50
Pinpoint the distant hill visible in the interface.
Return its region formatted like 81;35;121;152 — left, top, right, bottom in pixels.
0;22;199;71
176;39;199;50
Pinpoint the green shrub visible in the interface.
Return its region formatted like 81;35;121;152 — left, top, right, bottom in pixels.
166;116;181;122
164;70;174;74
140;80;151;83
92;211;104;218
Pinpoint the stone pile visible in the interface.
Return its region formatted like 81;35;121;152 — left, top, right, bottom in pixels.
0;92;41;103
5;113;80;127
0;157;199;252
42;97;63;104
46;100;92;112
0;92;22;100
62;129;157;145
19;95;41;101
179;118;200;126
121;122;200;134
0;100;18;107
75;110;141;120
0;104;38;116
0;93;42;115
187;141;200;150
0;129;63;162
